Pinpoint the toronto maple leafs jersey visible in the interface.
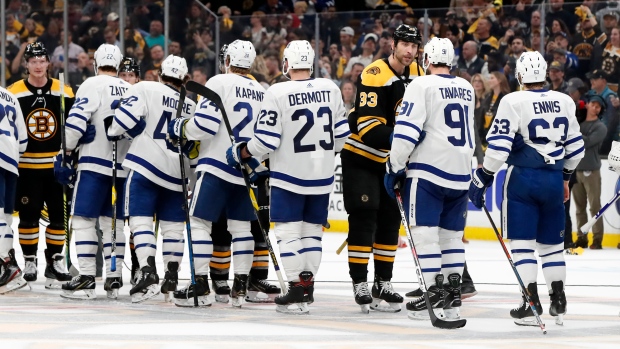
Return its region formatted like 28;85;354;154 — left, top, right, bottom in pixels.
184;73;266;186
483;89;584;173
246;78;350;195
0;87;28;175
65;74;131;178
108;81;196;192
390;74;476;190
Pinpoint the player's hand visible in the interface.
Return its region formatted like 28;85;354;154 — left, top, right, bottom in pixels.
468;167;494;208
126;118;146;140
611;95;620;108
103;116;124;141
53;152;76;186
226;142;249;169
245;158;270;183
78;124;96;145
384;160;406;199
168;117;188;142
182;140;200;160
563;180;570;203
511;133;525;152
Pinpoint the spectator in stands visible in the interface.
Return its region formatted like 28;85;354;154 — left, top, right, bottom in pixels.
567;77;587;104
599;10;618;44
572;5;605;79
586;70;620;154
508;35;527;60
471;17;499;57
593;27;620;93
344;33;377;74
38;21;60;58
264;50;287;85
545;0;578;35
247;11;266;50
339;26;356;53
169;41;182;56
218;5;243;45
145;19;166;48
186;2;207;40
471;72;490;154
457;40;484;81
51;30;85;76
103;27;120;47
260;15;287;52
318;2;343;48
183;28;216;72
374;31;393;61
545;61;569;94
343;62;364;84
259;0;288;15
524;10;550;39
141;44;164;78
7;0;26;23
188;66;209;101
478;71;510;150
550;19;570;39
76;4;106;56
445;25;461;66
552;47;579;79
70;52;95;89
341;80;356;111
144;69;158;81
251;56;271;89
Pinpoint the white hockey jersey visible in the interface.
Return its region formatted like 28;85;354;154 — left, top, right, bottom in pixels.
390;74;476;190
184;74;266;186
108;81;196;192
0;88;27;175
65;74;131;177
483;89;584;173
246;78;350;195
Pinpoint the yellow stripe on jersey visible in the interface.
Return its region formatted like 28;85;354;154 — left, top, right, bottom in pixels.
348;257;370;264
7;80;29;96
22;151;58;158
348;245;372;252
253;250;269;256
19;227;39;234
373;243;398;251
373;255;395;262
212;251;231;257
19;163;54;169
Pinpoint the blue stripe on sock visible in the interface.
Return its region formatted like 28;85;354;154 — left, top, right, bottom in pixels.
135;243;157;249
539;249;563;257
441;249;465;254
542;261;565;268
421;268;441;273
514;259;537;266
511;249;535;254
441;263;465;268
232;250;254;256
418;254;442;259
162;252;183;256
232;236;254;242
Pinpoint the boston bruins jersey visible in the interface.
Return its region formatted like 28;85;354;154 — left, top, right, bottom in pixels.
342;58;423;172
572;28;606;76
8;78;75;170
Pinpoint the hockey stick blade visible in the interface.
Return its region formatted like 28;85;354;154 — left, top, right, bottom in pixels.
579;189;620;234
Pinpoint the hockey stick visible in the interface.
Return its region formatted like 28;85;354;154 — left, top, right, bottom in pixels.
59;73;78;276
110;140;117;272
185;81;289;297
579;189;620;234
395;188;467;329
336;239;347;255
482;203;547;334
175;85;199;307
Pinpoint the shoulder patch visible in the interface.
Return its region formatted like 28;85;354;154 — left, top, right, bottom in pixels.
7;80;28;95
366;66;380;75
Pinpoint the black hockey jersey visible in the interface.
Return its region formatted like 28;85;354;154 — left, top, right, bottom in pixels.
8;78;75;170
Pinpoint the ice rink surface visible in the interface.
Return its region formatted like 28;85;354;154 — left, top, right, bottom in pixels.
1;228;619;349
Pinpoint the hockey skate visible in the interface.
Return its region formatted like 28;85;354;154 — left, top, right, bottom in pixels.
245;276;281;303
407;274;447;320
370;275;403;312
44;249;72;289
130;248;139;286
174;275;212;307
23;256;37;283
0;249;28;294
129;256;160;303
104;277;123;299
60;275;97;300
549;281;567;325
510;283;543;326
443;273;462;320
212;279;230;303
274;272;313;315
230;274;248;307
352;281;372;314
160;261;179;302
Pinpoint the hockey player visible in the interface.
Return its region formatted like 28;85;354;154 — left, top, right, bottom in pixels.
168;40;265;307
7;42;74;288
108;55;196;303
343;24;423;313
55;44;132;300
0;86;29;294
468;51;584;326
227;40;350;314
385;37;475;321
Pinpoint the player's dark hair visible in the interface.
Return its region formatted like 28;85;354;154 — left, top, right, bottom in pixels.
161;74;184;88
524;82;545;90
99;66;117;74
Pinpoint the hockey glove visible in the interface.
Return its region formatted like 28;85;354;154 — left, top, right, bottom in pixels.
182;140;200;160
53;152;76;186
103;116;124;141
126;118;146;140
384;160;406;199
226;142;251;169
511;133;525;152
468;167;494;209
245;158;270;183
78;124;96;145
168;117;188;143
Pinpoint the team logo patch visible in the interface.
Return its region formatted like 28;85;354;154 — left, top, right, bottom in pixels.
361;194;369;202
21;196;29;205
26;108;57;140
366;66;380;75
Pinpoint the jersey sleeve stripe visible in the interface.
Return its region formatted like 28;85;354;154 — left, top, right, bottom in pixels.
119;106;140;123
192;119;216;135
336;130;351;138
114;116;131;131
407;162;471;182
487;143;510;153
564;135;583;146
66;123;85;134
395;120;422;134
271;171;334;187
335;119;348;128
20;139;28;144
195;112;221;124
197;157;242;178
565;146;585;159
357;119;378;130
255;129;281;139
548;148;564;157
125;154;183;185
393;133;419;145
487;135;514;143
68;113;88;122
255;135;277;150
357;116;386;124
0;152;18;169
358;122;382;137
0;130;10;136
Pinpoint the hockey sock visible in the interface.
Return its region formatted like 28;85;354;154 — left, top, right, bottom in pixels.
439;228;465;276
0;212;12;260
100;216;126;278
189;216;213;274
347;210;376;282
160;221;185;269
510;239;538;286
210;246;231;280
275;221;304;281
72;216;98;276
250;220;268;280
373;205;401;280
411;225;441;286
537;242;566;292
45;224;65;255
300;222;323;276
129;216;156;268
229;220;253;275
18;221;39;257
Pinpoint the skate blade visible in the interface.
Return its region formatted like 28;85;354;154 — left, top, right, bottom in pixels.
0;278;28;294
461;291;478;300
164;292;171;303
276;303;309;314
174;296;212;307
45;278;63;290
370;298;402;313
359;304;370;314
107;289;119;299
514;316;539;327
60;289;97;300
215;294;230;303
444;307;461;320
131;285;160;304
231;296;245;308
245;290;277;303
407;308;445;320
554;314;564;325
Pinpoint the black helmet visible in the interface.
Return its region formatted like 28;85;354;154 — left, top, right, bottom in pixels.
120;57;140;75
24;42;49;61
393;24;422;45
219;44;228;70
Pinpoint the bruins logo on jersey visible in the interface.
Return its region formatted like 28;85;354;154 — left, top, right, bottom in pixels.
394;98;403;117
573;42;594;60
366;66;381;75
27;108;57;140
